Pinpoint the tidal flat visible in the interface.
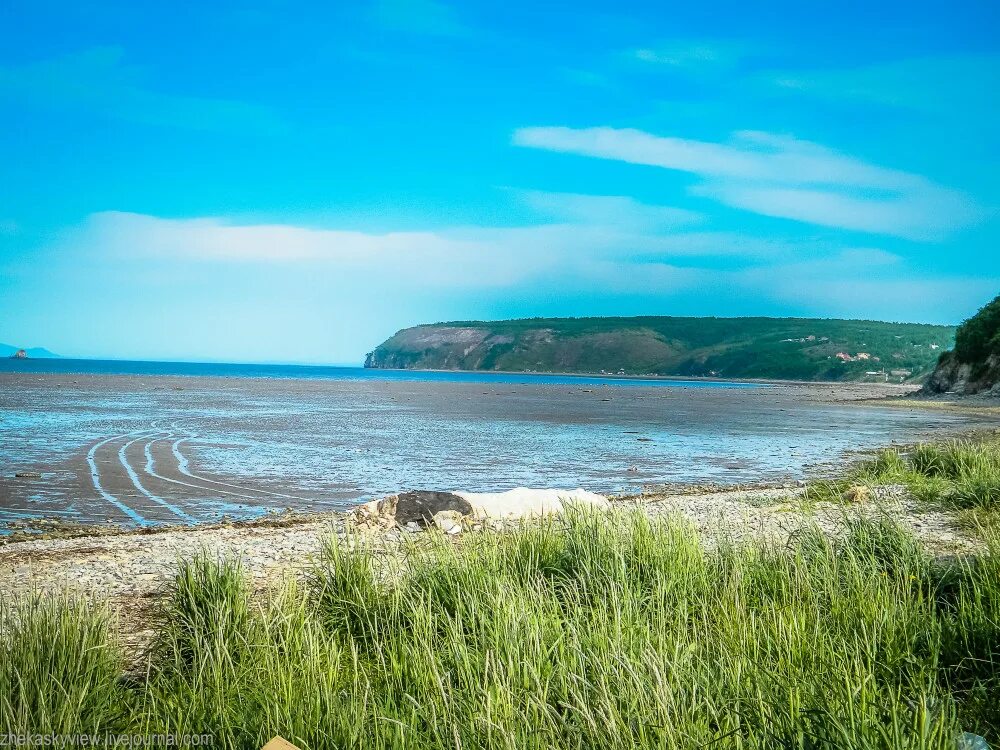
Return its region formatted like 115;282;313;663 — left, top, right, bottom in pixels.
2;364;996;531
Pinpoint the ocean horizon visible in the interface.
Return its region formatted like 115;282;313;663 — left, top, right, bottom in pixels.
0;357;762;388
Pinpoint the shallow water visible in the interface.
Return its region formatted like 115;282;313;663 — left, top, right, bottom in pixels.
0;360;987;528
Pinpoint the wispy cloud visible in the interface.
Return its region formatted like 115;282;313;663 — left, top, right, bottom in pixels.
373;0;468;36
80;195;723;280
0;47;284;133
518;190;702;230
632;40;746;72
513;126;983;240
54;208;994;331
735;249;999;324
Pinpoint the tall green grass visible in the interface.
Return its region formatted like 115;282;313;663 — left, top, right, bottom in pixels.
855;437;1000;514
0;594;126;733
2;510;999;748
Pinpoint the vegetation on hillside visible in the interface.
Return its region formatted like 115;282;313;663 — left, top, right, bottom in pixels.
4;507;999;747
366;316;954;382
954;296;1000;368
924;295;1000;395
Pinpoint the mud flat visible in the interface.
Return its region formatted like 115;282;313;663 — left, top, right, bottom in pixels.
3;369;997;530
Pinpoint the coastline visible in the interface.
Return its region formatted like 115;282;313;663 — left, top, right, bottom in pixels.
0;473;984;656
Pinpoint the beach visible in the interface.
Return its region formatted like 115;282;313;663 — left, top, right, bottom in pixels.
3;364;996;532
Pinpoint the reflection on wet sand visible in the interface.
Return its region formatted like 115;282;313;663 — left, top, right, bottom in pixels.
1;369;994;528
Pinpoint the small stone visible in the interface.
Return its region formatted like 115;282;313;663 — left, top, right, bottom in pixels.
433;510;464;535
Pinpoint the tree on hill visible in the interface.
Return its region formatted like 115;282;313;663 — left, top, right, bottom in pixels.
954;294;1000;365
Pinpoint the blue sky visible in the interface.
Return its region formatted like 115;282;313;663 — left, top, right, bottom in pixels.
0;0;996;363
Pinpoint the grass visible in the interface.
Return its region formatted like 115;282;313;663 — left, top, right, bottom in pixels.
2;509;999;748
807;435;1000;531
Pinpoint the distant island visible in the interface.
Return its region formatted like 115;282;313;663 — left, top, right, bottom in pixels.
0;343;59;359
923;293;1000;396
365;316;955;382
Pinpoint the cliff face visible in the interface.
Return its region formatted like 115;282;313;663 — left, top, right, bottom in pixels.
922;352;1000;396
922;294;1000;397
365;316;955;382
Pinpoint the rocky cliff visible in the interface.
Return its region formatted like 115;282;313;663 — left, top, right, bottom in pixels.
922;351;1000;396
922;294;1000;397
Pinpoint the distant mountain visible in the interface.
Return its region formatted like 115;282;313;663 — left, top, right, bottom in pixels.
923;294;1000;396
0;343;60;359
365;316;955;383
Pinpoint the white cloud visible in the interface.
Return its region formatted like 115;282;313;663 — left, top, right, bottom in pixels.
734;250;999;324
518;190;702;230
632;41;745;71
513;126;983;240
70;208;967;306
38;208;993;357
83;212;542;286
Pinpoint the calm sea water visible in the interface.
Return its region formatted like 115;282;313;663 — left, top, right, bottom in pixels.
0;358;758;386
0;359;984;528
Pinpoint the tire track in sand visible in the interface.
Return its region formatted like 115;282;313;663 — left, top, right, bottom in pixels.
168;433;310;502
86;431;155;526
143;435;275;504
118;433;198;524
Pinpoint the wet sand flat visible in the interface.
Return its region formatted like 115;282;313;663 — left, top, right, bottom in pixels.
1;368;995;528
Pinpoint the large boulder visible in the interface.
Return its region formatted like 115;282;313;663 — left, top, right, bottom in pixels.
393;490;473;526
352;487;610;530
456;487;609;519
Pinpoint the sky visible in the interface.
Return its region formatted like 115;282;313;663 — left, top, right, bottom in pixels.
0;0;997;364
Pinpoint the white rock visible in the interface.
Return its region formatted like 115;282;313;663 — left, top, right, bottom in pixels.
454;488;609;519
432;510;464;535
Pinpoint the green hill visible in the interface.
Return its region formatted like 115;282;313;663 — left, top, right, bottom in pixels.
924;294;1000;396
365;316;955;382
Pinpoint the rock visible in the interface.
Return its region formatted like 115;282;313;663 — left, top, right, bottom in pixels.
455;488;609;519
394;491;473;527
432;510;464;535
956;733;990;750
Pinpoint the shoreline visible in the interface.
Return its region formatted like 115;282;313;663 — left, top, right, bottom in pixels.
0;477;983;659
3;408;998;545
3;368;997;543
0;357;949;393
3;427;997;661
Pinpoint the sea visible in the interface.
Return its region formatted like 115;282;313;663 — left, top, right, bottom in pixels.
0;358;986;528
